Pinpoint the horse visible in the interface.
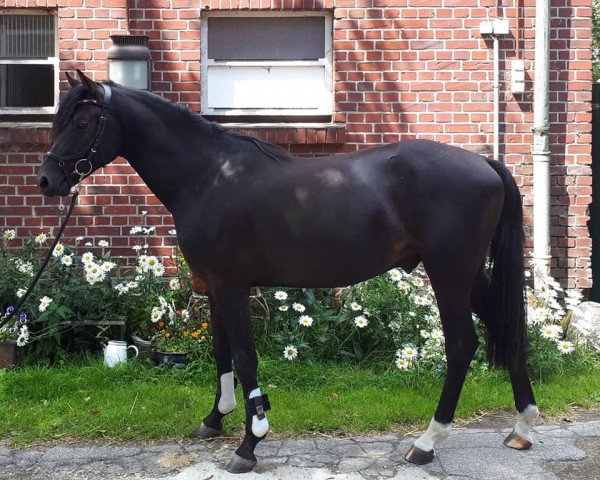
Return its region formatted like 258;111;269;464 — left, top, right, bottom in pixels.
37;70;539;473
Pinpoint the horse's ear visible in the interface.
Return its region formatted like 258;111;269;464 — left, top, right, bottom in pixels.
65;72;81;88
76;69;104;99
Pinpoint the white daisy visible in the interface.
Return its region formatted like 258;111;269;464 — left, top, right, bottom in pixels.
411;276;425;287
388;269;402;281
39;296;53;312
127;281;139;289
298;315;314;327
98;240;109;247
50;243;64;257
431;328;444;341
181;309;190;321
279;305;289;312
133;245;142;252
34;232;47;245
169;278;181;290
152;264;165;277
397;281;410;293
81;252;94;264
101;261;116;272
16;334;28;347
283;345;298;360
420;329;430;339
17;261;33;276
61;255;73;267
395;357;411;370
114;283;129;295
350;302;362;312
3;229;16;240
556;340;575;354
16;288;27;298
292;303;306;313
401;345;418;360
150;307;165;323
130;226;143;235
540;324;562;340
413;295;428;306
85;242;93;247
274;290;288;301
354;315;369;328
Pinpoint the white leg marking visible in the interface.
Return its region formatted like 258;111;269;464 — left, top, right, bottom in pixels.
249;387;269;438
217;372;236;415
513;404;539;443
413;417;452;452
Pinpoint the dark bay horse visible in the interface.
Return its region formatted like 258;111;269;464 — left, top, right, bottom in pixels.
38;71;539;473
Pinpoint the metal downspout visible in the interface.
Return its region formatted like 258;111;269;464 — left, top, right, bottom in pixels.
532;0;551;287
493;34;500;160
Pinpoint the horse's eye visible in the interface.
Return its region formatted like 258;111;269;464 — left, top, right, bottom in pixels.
77;120;88;129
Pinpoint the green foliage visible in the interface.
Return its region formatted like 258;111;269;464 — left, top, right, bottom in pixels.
0;357;599;446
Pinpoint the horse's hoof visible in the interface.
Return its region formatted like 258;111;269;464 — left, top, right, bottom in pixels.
194;422;222;439
404;445;434;465
503;431;532;450
226;453;257;474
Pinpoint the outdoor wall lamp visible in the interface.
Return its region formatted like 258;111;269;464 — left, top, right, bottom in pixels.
108;35;151;90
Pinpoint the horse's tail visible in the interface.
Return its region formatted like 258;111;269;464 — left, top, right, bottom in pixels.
485;159;528;370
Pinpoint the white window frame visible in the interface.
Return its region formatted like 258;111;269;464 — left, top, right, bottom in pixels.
0;9;59;115
201;11;333;118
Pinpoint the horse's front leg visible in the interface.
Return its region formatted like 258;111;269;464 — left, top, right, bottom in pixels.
211;284;269;474
195;293;237;439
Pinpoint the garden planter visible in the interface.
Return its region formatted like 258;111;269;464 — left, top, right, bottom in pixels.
0;340;18;369
131;333;160;363
158;351;189;366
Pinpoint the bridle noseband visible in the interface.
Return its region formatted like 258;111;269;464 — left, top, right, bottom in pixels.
46;84;112;192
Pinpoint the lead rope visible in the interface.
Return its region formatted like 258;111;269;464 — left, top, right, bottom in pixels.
0;191;80;330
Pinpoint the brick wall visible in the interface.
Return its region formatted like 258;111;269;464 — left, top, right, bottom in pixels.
0;0;593;288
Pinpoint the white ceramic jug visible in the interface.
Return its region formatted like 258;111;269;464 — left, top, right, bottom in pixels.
104;340;139;367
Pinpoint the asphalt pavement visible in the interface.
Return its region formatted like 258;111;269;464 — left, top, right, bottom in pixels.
0;411;599;480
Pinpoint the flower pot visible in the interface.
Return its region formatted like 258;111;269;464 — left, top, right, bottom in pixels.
158;351;189;366
131;333;160;363
0;340;18;369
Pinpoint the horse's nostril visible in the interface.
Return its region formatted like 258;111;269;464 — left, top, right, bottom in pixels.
38;175;49;189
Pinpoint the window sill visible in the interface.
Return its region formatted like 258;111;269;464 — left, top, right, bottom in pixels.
224;123;346;145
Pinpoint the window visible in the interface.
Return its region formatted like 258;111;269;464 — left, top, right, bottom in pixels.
0;11;58;115
201;12;333;122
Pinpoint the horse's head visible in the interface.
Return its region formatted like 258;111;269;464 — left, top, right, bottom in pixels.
38;70;121;196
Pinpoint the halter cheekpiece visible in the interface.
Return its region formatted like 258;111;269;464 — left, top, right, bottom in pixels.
46;84;112;191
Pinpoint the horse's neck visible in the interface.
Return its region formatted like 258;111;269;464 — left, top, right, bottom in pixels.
114;91;224;213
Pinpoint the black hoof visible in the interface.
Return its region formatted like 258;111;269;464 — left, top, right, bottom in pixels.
405;445;434;465
226;453;257;474
194;422;222;439
503;431;533;450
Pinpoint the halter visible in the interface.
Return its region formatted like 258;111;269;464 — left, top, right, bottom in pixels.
46;84;112;192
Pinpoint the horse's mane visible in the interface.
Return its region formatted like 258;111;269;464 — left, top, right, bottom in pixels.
54;82;292;164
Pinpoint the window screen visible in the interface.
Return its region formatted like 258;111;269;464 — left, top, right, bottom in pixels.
0;15;55;59
0;14;56;110
207;16;325;61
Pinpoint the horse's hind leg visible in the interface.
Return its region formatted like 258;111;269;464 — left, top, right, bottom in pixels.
471;266;539;450
405;261;479;465
210;284;269;474
195;293;237;439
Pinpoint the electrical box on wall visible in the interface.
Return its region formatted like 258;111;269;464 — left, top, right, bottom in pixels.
511;59;526;94
479;18;510;36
